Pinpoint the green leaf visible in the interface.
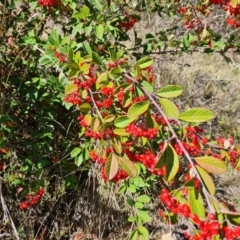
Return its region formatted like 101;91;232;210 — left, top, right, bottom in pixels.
127;198;135;206
183;35;190;49
65;84;78;94
195;156;227;174
114;115;136;128
79;103;91;113
112;138;122;155
117;156;138;178
136;57;153;69
128;216;137;222
75;154;83;166
85;23;93;36
156;144;179;182
104;114;115;123
19;36;36;45
226;213;240;224
141;81;153;93
196;165;216;195
92;51;103;65
71;148;81;157
159;98;179;119
96;72;109;89
83;42;92;55
138;226;149;238
130;230;139;240
137;195;151;203
188;189;206;219
178;108;215;122
48;29;60;46
135;202;144;209
122;91;133;108
127;101;149;118
113;128;130;136
81;5;90;14
105;153;119;180
157;85;183;98
234;158;240;169
95;24;104;39
138;211;152;222
72;22;84;36
39;56;52;66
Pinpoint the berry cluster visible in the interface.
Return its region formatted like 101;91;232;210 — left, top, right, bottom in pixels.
126;123;158;139
64;91;81;105
158;188;222;239
89;150;106;164
95;98;113;109
100;86;114;96
223;226;240;240
38;0;61;8
85;129;114;140
119;13;137;31
108;58;127;68
19;188;44;210
125;148;166;176
73;77;96;90
54;50;66;63
183;19;202;29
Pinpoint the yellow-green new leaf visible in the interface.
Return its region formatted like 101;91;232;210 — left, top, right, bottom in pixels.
136;57;153;69
112;138;122;155
117;155;138;178
179;108;215;123
188;189;206;219
127;101;149;119
104;114;115;123
195;156;227;174
84;114;92;126
196;165;216;195
156;144;179;182
79;103;91;113
159;98;179;119
157;85;183;98
231;0;238;8
65;84;78;94
96;72;109;89
105;153;119;180
114;115;136;128
113;128;130;136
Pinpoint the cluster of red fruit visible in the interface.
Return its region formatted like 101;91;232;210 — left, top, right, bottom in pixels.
125;123;158;139
119;13;137;31
64;92;81;105
38;0;61;8
19;188;44;210
158;188;232;240
134;66;154;83
85;128;114;140
125;148;166;176
89;150;106;164
107;58;127;68
73;76;96;90
54;50;66;63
